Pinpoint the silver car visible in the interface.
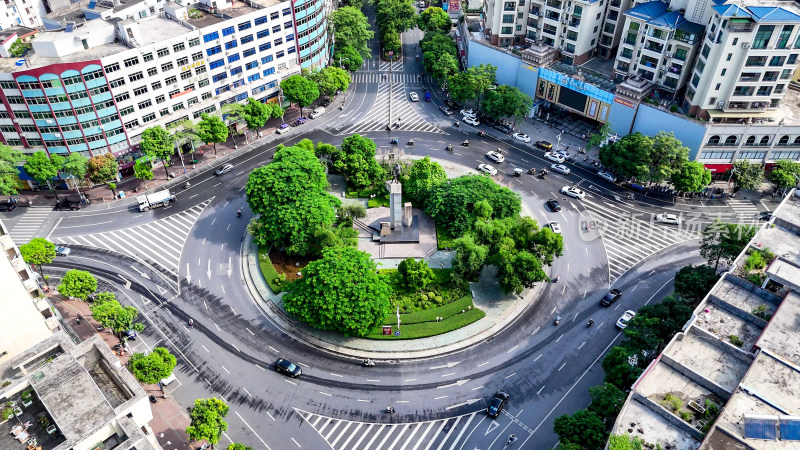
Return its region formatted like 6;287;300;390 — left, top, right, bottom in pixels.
551;164;570;175
477;164;498;176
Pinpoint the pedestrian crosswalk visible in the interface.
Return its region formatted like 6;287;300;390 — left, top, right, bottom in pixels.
352;72;433;85
379;59;403;72
9;206;52;244
55;199;211;279
339;82;444;135
726;198;760;219
579;198;701;283
296;408;501;450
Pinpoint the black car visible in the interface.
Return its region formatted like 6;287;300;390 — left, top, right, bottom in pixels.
320;97;332;107
494;124;512;134
54;199;81;211
546;199;561;212
759;211;773;221
0;200;17;212
601;289;622;306
444;100;460;110
275;358;302;377
487;391;509;418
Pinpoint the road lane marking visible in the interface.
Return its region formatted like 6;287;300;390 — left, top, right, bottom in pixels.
558;363;566;371
319;391;332;396
246;327;254;335
505;373;516;379
221;366;230;374
477;361;489;367
578;341;586;350
357;399;371;402
269;346;279;353
537;385;545;395
471;385;484;391
242;387;252;396
330;373;343;377
434;395;447;400
507;345;518;354
291;437;301;447
285;379;297;385
532;326;540;335
534;354;542;361
556;334;563;342
201;345;209;352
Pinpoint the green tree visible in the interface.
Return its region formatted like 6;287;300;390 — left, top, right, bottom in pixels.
480;85;534;122
602;346;643;391
186;398;229;448
57;269;98;300
402;156;447;204
375;0;417;35
311;223;359;253
382;27;401;54
19;237;56;285
425;175;521;235
671;160;711;193
0;144;23;196
330;6;374;58
267;102;285;121
727;160;764;191
608;434;645;450
588;382;627;422
553;409;608;450
128;347;177;384
333;134;384;188
196;114;229;157
334;45;364;72
417;7;451;32
674;265;719;304
24;151;62;199
420;31;457;57
647;131;689;184
134;161;154;189
531;225;564;266
227;445;252;450
140;126;174;179
700;219;757;270
336;203;367;226
427;52;458;83
397;258;434;290
307;66;351;98
222;99;269;142
496;250;547;294
280;75;320;116
451;235;489;282
587;123;614;150
447;64;497;108
87;153;119;184
61;153;88;193
768;159;800;191
621;315;662;354
283;247;392;337
90;295;144;336
245;144;339;255
598;132;652;182
633;295;693;345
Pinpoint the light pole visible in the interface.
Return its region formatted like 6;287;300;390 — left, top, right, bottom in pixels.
727;167;738;186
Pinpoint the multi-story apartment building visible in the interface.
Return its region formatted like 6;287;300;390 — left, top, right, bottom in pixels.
0;0;329;176
613;1;703;98
485;0;530;47
0;0;43;29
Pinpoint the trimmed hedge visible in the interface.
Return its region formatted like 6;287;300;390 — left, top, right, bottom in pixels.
257;247;284;293
382;294;474;325
366;308;485;339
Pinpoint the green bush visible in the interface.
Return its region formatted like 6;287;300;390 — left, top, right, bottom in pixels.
383;295;475;325
729;335;744;347
366;308;485;339
257;247;284;293
752;304;772;321
745;272;766;286
379;268;469;313
743;251;766;272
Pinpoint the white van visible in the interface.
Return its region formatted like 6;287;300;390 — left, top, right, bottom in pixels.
160;372;177;385
310;107;325;119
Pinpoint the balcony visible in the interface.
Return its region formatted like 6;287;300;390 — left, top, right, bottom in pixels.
610;0;621;6
624;37;637;45
644;42;664;53
739;75;760;82
667;64;682;74
545;0;561;7
542;27;556;36
569;19;581;27
529;8;540;18
729;23;755;33
545;11;560;20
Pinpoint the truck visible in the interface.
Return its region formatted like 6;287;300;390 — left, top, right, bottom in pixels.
137;190;176;212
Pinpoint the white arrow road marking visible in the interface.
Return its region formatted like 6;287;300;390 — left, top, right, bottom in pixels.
437;379;470;389
140;294;150;305
157;285;167;295
485;420;500;436
119;275;131;289
131;266;150;279
445;398;481;410
429;361;461;370
227;256;232;278
185;263;191;285
207;260;212;280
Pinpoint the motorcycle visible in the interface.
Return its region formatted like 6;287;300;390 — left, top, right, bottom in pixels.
446;144;453;151
454;121;460;127
237;208;242;218
554;315;561;326
528;168;536;175
627;194;634;200
184;182;191;189
391;138;399;145
385;405;395;414
407;139;415;145
149;394;160;404
587;319;594;327
462;140;470;147
363;359;375;367
478;131;486;137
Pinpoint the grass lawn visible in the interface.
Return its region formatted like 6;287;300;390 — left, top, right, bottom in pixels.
346;184;391;208
257;246;283;293
378;268;469;313
365;295;484;339
257;247;313;293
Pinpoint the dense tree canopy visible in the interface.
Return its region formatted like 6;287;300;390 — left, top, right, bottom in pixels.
671;161;712;192
129;347;177;384
425;175;521;235
447;64;497;107
700;219;757;269
57;269;98;300
588;383;627;422
417;7;451;32
674;265;719;304
481;85;534;121
553;409;608;450
61;153;88;189
328;134;384;189
334;45;364;72
24;151;61;190
397;258;434;290
90;295;143;336
599;132;651;182
245;144;339;255
727;160;764;191
402;157;447;204
0;144;23;196
19;237;56;283
602;346;644;391
140;126;173;178
375;0;417;35
451;235;488;282
625;295;692;348
647;131;690;184
331;7;374;58
307;66;350;98
280;75;320;115
196;113;229;155
283;247;392;336
186;398;229;447
87;153;119;184
420;31;457;57
768;159;800;190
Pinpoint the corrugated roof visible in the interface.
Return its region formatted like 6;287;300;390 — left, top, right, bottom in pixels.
712;4;752;19
625;1;668;21
648;10;684;29
747;6;800;23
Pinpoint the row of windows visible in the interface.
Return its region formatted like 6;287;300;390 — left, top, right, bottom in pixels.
706;135;800;146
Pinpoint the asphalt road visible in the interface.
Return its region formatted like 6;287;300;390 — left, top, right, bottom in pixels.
0;12;775;450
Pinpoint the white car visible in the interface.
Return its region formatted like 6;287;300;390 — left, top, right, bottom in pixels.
477;164;498;176
55;246;71;256
551;164;570;175
557;150;572;160
409;92;419;102
460;109;477;118
597;171;617;183
616;310;636;329
463;116;480;126
513;133;530;143
561;185;586;199
548;221;561;234
486;150;505;163
655;213;681;225
544;152;565;164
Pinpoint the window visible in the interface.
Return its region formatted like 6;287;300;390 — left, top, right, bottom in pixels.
203;31;219;42
210;59;224;69
177;57;189;66
225;40;238;50
222;26;235;36
230;66;242;75
228;53;240;63
124;57;140;67
152;81;162;90
259;42;272;51
745;56;767;67
165;75;177;84
156;95;166;104
276;50;284;59
0;81;16;89
261;55;273;64
715;83;721;90
110;78;125;88
708;136;720;145
501;27;512;34
157;47;170;57
138;99;152;109
258;29;270;39
213;73;228;82
189;38;201;47
726;53;732;61
263;67;275;76
243;48;256;57
691;74;700;87
752;25;774;49
216;85;230;94
273;25;281;33
133;86;148;96
181;71;192;80
287;47;295;54
199;78;210;88
770;56;786;66
502;14;514;23
124;119;139;128
760;136;770;146
119;106;134;116
247;73;260;82
241;34;254;44
282;7;291;15
115;92;130;103
246;61;258;70
757;86;773;96
274;38;283;46
173;103;185;111
173;42;185;52
143;52;154;62
162;62;174;71
160;108;170;117
254;16;267;25
286;34;294;42
696;60;705;74
202;92;213;101
721;69;727;76
195;66;207;75
192;52;203;61
187;96;199;106
284;21;292;29
239;21;251;31
129;72;144;82
142;113;156;123
207;45;222;56
271;11;279;20
782;68;792;79
777;25;793;49
701;44;710;58
147;67;158;76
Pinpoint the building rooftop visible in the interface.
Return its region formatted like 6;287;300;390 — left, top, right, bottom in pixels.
712;2;800;22
614;394;701;450
0;26;36;43
551;60;617;93
663;330;752;393
185;0;285;28
754;292;800;366
132;15;193;46
625;1;669;21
